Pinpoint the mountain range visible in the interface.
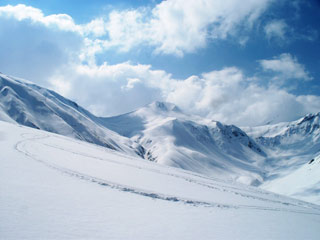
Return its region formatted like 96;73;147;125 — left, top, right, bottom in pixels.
0;72;319;205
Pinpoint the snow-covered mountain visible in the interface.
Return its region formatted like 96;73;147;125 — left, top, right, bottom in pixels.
0;73;138;155
101;101;266;185
0;72;319;205
102;103;320;203
0;74;267;185
244;113;320;203
1;120;320;239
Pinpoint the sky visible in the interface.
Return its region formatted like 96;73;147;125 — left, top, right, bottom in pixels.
0;0;319;126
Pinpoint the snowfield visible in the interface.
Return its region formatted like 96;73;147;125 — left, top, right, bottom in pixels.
1;121;320;239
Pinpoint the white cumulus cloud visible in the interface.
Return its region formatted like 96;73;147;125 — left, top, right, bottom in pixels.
259;53;312;81
0;4;109;37
102;0;273;56
0;4;79;32
165;67;318;126
47;62;320;126
0;1;274;58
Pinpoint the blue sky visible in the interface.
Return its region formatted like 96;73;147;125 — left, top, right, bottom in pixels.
0;0;319;126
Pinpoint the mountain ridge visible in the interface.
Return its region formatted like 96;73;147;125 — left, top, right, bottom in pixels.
0;73;139;155
1;72;319;204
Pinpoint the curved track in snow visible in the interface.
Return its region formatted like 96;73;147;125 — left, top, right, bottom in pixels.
15;132;320;215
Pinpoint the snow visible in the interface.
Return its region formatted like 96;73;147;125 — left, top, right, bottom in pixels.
244;113;320;204
1;120;320;239
261;154;320;204
102;102;266;185
1;72;320;208
0;73;138;155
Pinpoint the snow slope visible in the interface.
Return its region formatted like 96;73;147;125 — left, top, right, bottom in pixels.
101;102;266;185
0;73;138;155
1;120;320;239
261;154;320;204
244;113;320;204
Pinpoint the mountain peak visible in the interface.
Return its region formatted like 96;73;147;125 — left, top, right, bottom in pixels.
148;101;181;113
297;112;320;126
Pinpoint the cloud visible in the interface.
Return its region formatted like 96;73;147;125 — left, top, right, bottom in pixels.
165;67;319;126
259;53;312;82
47;62;167;116
102;0;273;56
0;4;107;36
0;1;274;58
264;19;289;41
103;9;149;52
152;0;272;55
122;78;142;90
0;4;79;32
47;62;320;127
0;3;319;127
263;19;318;43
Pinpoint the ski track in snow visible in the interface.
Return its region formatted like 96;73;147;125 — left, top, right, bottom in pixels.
14;132;320;215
